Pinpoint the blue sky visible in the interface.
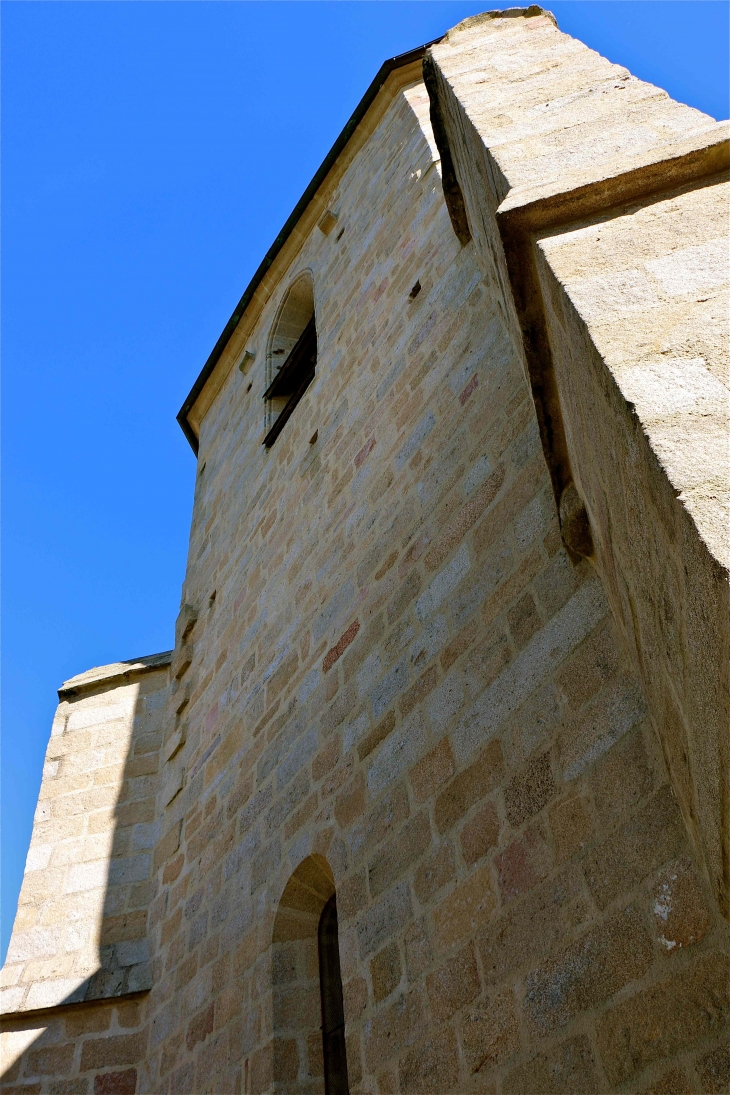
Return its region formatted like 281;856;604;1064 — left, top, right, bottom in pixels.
2;1;728;963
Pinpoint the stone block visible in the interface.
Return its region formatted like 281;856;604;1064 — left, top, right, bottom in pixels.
63;860;108;895
387;573;423;628
426;673;466;735
364;989;426;1072
526;900;652;1035
51;1080;92;1095
426;941;480;1020
357;711;395;763
531;549;581;621
27;1043;75;1077
276;726;317;790
371;941;401;1003
453;580;607;764
697;1041;730;1094
460;988;520;1077
93;1069;137;1095
415;545;470;622
409;614;447;671
349;783;409;860
558;674;646;781
502;1034;602;1095
434;740;504;834
423;465;505;573
26;979;87;1011
433;866;495;949
312;734;341;781
549;794;593;864
404;918;433;982
152;820;182;872
108;855;151;888
440;620;478;672
185;1002;215;1052
642;1068;693;1095
414;842;456;904
556;620;620;710
337;871;367;924
396;412;435;471
652;857;711;954
409;738;454;802
323;618;360;673
80;1033;146;1072
65;1007;112;1038
507;591;542;649
357;882;413;959
272;1037;298;1083
596;954;730;1086
368;813;431;898
335;772;366;830
504;750;556;828
367;711;427;797
399;665;439;718
581;785;687;910
495;823;553;903
398;1025;460;1094
514;680;564;759
461;632;510;705
460;802;499;867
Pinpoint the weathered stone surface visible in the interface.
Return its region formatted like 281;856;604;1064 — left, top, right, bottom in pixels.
2;660;169;1017
581;785;688;910
652;857;712;954
596;954;730;1085
524;904;653;1035
502;1034;602;1095
460;989;520;1076
4;8;730;1094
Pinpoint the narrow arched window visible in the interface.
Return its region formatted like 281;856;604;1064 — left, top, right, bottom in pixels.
264;272;317;448
318;895;349;1095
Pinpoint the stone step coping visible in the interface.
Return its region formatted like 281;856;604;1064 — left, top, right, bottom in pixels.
58;651;173;699
0;987;149;1024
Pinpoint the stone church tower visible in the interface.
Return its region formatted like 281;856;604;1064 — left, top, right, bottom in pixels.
2;8;729;1093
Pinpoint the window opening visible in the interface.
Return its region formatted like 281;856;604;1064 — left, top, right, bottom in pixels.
264;273;317;449
263;314;317;448
318;895;349;1095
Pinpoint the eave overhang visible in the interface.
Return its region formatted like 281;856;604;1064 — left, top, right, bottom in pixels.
176;39;441;454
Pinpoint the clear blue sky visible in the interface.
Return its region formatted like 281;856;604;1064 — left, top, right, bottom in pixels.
2;1;728;964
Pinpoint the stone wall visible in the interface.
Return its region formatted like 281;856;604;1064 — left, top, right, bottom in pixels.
1;654;170;1092
3;9;729;1094
147;24;727;1094
1;998;149;1095
427;7;730;919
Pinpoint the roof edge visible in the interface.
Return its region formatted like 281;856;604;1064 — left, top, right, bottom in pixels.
58;650;173;699
176;39;441;455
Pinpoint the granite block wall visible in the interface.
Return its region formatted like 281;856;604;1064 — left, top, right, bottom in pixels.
426;7;730;920
146;39;728;1093
3;10;728;1094
1;657;170;1092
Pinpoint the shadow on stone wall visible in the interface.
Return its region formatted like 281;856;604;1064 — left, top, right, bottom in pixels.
1;653;171;1094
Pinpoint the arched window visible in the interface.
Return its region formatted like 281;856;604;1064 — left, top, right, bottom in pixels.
318;896;349;1095
264;272;317;448
271;855;349;1094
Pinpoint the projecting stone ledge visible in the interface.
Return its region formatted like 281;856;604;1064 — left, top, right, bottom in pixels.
58;650;173;699
425;10;730;916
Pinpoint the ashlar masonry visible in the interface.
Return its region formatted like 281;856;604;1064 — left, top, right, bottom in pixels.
3;7;729;1094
